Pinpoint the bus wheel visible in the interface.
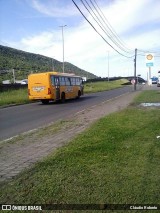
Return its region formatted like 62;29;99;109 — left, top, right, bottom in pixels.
77;90;81;99
61;92;65;103
41;100;49;104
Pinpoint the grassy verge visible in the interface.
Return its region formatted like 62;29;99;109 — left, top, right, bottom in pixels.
0;91;160;211
134;90;160;103
0;88;29;106
84;79;128;93
0;79;128;106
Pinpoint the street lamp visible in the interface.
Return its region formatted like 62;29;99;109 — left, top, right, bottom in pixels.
51;58;54;71
59;25;67;73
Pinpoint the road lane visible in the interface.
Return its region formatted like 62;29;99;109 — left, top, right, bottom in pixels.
0;86;132;140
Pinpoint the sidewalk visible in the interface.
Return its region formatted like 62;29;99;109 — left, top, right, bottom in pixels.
0;90;141;183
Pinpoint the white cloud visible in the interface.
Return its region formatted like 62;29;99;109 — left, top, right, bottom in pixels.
21;32;53;48
98;0;160;49
102;0;160;33
127;28;160;51
29;0;79;17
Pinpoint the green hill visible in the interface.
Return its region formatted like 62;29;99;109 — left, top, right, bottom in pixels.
0;45;97;82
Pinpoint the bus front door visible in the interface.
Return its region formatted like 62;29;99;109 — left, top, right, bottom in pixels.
55;77;60;100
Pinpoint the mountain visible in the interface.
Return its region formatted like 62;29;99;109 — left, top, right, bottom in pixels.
0;45;97;82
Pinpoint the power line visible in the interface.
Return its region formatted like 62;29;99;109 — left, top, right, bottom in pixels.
72;0;134;58
90;0;134;53
137;49;160;57
81;0;134;55
90;1;160;57
138;48;160;53
82;0;133;54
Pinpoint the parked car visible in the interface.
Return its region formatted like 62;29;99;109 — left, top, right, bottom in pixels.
157;78;160;87
151;77;158;84
21;79;28;85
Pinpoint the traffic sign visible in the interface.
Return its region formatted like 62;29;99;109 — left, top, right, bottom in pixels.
146;62;153;67
131;79;135;85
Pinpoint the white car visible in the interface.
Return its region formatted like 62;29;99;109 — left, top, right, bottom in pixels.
157;79;160;87
21;80;28;85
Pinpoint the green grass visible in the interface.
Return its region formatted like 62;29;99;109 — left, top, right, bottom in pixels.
84;79;128;93
0;79;128;106
0;88;29;106
134;90;160;103
0;91;160;211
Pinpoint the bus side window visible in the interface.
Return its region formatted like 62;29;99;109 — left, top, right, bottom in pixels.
78;78;81;85
55;77;60;86
80;78;83;85
51;76;55;86
60;77;65;86
65;77;71;86
71;78;75;86
73;78;76;86
76;78;80;85
59;77;62;85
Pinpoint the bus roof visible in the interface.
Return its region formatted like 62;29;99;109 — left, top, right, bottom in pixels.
28;71;82;78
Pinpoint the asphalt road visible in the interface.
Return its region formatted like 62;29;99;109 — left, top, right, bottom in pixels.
0;86;133;141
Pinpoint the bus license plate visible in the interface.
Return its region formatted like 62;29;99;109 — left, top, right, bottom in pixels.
33;86;45;92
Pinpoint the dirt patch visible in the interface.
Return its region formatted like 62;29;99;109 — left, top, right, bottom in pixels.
0;91;140;183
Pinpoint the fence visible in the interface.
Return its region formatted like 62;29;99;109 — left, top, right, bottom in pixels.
0;84;27;92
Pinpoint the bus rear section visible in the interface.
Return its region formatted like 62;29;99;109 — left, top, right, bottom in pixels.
28;72;54;104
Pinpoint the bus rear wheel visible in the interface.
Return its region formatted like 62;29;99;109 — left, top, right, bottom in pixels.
61;92;65;103
41;100;49;104
77;90;81;99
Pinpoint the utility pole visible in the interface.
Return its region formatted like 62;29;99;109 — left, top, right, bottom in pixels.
107;51;109;82
52;58;54;71
12;69;15;84
149;66;151;79
134;48;137;91
59;25;67;73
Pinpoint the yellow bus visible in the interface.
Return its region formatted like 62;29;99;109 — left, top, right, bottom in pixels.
28;72;84;104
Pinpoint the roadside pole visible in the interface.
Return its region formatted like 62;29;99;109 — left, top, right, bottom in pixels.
12;69;16;84
149;66;151;79
145;53;154;84
107;51;109;82
134;48;137;91
59;25;67;73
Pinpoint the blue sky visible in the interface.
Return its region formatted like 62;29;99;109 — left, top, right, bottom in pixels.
0;0;160;80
